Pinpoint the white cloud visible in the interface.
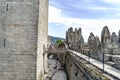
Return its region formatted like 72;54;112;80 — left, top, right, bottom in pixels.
49;5;120;42
49;6;62;23
88;7;109;10
102;0;120;3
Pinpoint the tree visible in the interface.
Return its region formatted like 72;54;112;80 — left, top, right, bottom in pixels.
55;40;64;45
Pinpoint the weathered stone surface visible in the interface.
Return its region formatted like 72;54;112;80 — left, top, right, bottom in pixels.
87;33;100;59
0;0;48;80
101;26;111;46
105;54;120;69
111;32;118;43
66;27;73;46
0;1;38;80
118;30;120;43
88;32;96;50
52;71;67;80
45;55;67;80
66;52;112;80
48;36;52;45
95;36;100;47
37;0;48;80
76;28;84;50
66;27;84;50
66;26;120;69
48;59;62;71
112;55;120;63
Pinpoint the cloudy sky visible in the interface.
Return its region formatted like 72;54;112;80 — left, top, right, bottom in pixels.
48;0;120;42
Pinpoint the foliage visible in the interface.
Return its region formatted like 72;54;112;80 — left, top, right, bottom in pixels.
55;39;64;45
49;36;65;44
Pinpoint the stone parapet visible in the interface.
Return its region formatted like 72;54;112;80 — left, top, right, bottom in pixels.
65;52;114;80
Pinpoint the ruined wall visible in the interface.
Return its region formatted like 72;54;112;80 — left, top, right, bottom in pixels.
66;26;120;69
119;30;120;43
65;52;112;80
0;0;48;80
66;27;84;50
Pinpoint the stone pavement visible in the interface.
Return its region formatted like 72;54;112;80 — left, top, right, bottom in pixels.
68;49;120;80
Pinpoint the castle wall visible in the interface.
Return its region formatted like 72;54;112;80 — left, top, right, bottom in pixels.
0;0;48;80
37;0;48;79
66;52;112;80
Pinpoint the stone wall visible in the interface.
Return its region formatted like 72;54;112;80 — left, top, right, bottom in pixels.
66;26;120;69
65;52;112;80
118;30;120;43
0;0;48;80
37;0;48;80
66;27;84;50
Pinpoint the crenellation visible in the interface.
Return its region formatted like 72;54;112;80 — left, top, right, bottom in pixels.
66;26;120;70
95;36;100;47
111;32;118;43
66;27;84;50
101;26;111;46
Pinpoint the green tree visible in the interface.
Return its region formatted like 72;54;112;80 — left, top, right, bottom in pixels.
55;40;64;45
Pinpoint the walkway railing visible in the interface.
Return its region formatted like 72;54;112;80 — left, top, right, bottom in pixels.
67;49;120;80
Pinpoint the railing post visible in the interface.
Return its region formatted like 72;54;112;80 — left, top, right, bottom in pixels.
102;47;107;72
88;51;90;63
103;52;105;72
81;50;83;57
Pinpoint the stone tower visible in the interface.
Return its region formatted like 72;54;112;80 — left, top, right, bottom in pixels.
0;0;48;80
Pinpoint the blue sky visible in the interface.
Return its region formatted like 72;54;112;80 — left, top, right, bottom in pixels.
48;0;120;42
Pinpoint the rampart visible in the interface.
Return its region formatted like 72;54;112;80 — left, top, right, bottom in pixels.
65;51;113;80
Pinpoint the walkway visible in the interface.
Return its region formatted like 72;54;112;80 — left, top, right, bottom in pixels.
68;49;120;80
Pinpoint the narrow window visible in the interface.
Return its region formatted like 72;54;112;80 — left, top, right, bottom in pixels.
6;3;8;11
4;38;6;48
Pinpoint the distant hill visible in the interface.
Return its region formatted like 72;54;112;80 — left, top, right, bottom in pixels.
48;35;65;44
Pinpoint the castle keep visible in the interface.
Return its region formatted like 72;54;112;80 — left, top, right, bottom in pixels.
0;0;48;80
